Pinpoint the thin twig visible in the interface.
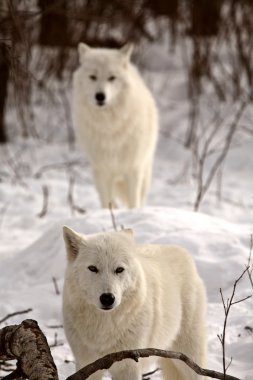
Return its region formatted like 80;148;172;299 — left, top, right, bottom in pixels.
194;99;248;211
34;160;84;179
0;309;32;325
247;235;253;289
37;185;49;218
225;357;233;373
50;332;64;348
231;295;252;306
219;266;251;379
142;368;160;379
52;277;60;296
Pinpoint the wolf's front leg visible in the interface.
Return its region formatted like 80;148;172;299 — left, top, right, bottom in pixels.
125;169;143;208
93;169;115;208
110;360;142;380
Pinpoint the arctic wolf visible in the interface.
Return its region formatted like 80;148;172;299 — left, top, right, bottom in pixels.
72;43;158;208
62;226;207;380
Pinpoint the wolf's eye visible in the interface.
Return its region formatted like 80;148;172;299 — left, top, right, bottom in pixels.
89;75;97;81
115;267;124;274
88;265;98;273
108;75;116;82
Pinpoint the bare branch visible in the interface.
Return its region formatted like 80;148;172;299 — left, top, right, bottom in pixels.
67;348;241;380
0;309;32;325
193;99;248;211
247;235;253;289
34;160;83;179
231;295;252;306
218;265;251;378
142;367;160;379
50;332;64;349
52;277;60;296
37;185;49;218
225;357;233;372
219;288;226;313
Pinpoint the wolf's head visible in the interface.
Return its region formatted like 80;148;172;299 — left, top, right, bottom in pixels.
63;226;139;311
75;43;134;107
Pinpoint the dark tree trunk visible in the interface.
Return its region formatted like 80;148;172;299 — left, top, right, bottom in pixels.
38;0;69;47
38;0;70;77
145;0;178;18
189;0;221;36
0;43;9;144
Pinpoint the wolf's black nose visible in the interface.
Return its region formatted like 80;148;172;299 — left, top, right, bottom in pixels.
100;293;115;308
95;92;105;102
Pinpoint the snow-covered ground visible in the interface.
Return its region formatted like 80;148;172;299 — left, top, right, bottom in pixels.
0;41;253;379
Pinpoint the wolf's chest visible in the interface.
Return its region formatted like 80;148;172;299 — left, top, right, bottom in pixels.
78;314;121;353
80;123;136;167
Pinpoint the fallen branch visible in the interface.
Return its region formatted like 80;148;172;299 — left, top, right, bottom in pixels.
67;348;241;380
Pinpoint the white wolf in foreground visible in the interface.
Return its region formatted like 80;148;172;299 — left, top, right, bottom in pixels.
72;43;158;208
62;226;207;380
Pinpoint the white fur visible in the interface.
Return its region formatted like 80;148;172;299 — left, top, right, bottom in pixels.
72;43;158;208
62;227;207;380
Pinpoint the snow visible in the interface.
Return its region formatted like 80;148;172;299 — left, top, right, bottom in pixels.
0;40;253;380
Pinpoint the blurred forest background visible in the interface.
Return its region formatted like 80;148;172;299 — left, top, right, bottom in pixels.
1;0;253;143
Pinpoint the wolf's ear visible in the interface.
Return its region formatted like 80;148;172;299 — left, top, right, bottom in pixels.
120;43;134;61
63;226;83;261
119;228;134;239
78;43;91;63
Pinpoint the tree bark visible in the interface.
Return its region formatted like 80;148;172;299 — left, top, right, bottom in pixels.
0;319;58;380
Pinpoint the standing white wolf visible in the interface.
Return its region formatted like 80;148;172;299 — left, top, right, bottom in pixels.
72;43;158;208
62;226;207;380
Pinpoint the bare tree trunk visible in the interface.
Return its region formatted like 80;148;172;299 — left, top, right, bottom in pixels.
189;0;221;36
0;43;9;143
38;0;69;77
38;0;68;47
